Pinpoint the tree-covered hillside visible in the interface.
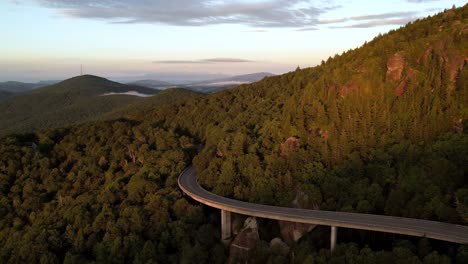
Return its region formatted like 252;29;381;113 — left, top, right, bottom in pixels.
0;120;227;263
0;5;467;264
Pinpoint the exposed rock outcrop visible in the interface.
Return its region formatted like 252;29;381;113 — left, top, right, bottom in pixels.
394;81;407;97
338;81;360;97
279;137;300;157
386;52;405;82
316;129;329;140
279;192;318;244
228;217;259;263
418;40;466;85
279;221;315;244
232;217;243;236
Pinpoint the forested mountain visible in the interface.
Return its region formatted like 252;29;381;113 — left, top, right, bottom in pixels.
0;6;467;264
0;75;162;136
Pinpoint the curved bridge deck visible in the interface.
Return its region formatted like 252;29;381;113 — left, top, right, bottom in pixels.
178;166;468;244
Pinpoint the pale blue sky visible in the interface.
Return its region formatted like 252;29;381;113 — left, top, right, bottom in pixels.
0;0;464;82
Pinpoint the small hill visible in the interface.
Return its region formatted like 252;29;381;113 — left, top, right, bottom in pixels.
0;75;160;136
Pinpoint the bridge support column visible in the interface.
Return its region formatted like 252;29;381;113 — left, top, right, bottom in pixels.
331;226;337;251
221;210;231;242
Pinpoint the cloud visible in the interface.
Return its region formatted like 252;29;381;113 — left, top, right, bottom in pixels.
351;11;418;21
324;11;420;29
406;0;438;3
154;58;254;64
26;0;436;30
201;58;253;63
153;60;209;64
317;18;349;24
34;0;331;28
243;29;269;33
331;17;416;28
295;27;318;31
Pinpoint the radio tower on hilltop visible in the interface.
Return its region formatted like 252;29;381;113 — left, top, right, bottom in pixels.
80;64;83;76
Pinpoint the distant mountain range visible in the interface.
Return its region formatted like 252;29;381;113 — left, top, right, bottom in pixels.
0;80;59;93
0;81;37;93
126;79;174;89
1;72;276;95
0;80;60;101
123;72;275;93
196;72;275;84
0;72;273;135
184;72;275;93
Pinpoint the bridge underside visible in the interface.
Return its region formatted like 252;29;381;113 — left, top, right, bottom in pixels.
220;210;338;251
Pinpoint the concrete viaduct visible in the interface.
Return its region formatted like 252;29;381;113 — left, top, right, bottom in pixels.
178;166;468;250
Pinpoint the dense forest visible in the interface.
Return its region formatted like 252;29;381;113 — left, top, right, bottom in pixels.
0;5;467;263
0;121;227;263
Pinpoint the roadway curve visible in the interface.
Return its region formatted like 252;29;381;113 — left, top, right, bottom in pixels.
178;166;468;244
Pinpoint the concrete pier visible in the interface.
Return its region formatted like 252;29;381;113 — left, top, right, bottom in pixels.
331;226;337;251
221;210;231;241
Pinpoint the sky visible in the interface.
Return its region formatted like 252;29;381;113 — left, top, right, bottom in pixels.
0;0;465;82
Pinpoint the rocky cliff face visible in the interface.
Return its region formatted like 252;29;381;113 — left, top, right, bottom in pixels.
228;217;259;263
279;192;318;244
278;220;315;244
386;52;406;82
